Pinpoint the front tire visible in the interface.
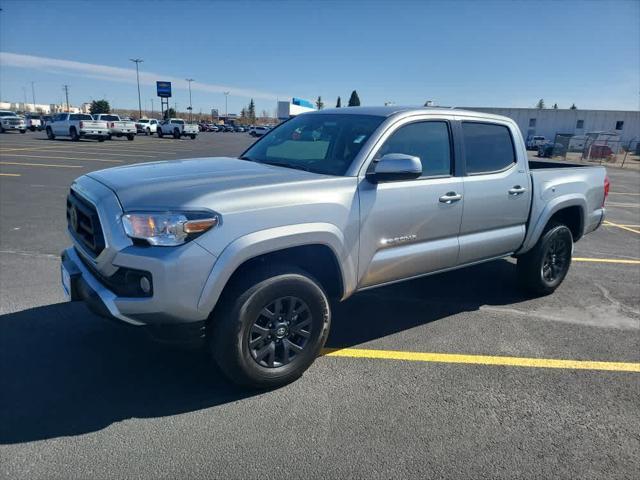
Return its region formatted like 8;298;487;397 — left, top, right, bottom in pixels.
20;129;26;134
46;127;55;140
173;128;180;139
158;129;164;138
210;266;331;389
146;127;151;136
70;127;80;141
517;222;573;296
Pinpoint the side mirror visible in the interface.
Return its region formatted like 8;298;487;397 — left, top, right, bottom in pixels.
366;153;422;183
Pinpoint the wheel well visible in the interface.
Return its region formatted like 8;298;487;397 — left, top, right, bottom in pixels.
548;206;583;241
225;244;344;299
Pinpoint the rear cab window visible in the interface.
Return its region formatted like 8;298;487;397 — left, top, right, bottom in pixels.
461;122;516;174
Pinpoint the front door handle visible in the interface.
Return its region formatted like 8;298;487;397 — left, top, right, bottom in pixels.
439;192;463;204
509;186;526;195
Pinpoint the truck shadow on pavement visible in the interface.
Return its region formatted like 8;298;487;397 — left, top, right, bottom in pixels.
0;259;528;444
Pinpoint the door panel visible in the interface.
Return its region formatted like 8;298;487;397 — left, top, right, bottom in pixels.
358;176;463;288
458;121;531;263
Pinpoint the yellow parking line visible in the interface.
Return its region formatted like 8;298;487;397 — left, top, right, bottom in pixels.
2;154;122;163
603;220;640;234
573;257;640;265
0;161;82;168
0;173;21;176
321;348;640;372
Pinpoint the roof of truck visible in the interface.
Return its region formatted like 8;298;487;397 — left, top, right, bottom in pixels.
313;106;512;122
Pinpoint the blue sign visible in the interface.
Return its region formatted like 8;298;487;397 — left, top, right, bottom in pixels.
156;81;172;98
292;97;314;109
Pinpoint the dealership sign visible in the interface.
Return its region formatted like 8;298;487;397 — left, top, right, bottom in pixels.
156;81;172;98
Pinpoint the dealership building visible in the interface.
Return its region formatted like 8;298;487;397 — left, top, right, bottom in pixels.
463;107;639;145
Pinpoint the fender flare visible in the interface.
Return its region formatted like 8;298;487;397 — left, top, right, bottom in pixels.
518;194;586;254
196;223;354;315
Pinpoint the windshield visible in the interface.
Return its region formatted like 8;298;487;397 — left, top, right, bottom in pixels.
241;113;384;176
0;111;17;117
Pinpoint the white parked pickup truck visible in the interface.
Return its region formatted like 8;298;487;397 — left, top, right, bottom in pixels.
24;113;42;131
135;118;159;135
92;114;137;141
46;113;109;141
0;110;27;134
157;118;198;139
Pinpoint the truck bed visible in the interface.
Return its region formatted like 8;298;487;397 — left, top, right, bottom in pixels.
520;160;607;253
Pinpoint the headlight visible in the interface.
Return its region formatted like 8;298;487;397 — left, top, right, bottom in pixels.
122;211;219;246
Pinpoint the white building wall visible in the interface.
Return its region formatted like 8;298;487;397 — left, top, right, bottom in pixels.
463;107;639;144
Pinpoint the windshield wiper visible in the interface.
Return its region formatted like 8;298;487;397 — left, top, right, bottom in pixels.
263;161;311;172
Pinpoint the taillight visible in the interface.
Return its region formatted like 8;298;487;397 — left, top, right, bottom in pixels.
603;175;610;207
79;121;84;128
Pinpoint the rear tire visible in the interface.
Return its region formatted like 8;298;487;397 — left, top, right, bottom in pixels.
158;129;164;138
46;127;55;140
517;221;573;296
20;129;26;134
98;137;105;142
70;127;80;141
190;134;196;139
210;265;331;389
127;134;135;141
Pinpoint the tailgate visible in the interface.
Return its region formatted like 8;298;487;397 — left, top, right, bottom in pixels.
83;120;107;129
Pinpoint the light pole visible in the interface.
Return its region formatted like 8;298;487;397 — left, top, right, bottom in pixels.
223;91;229;118
185;78;194;123
31;81;37;112
150;98;154;118
129;58;143;119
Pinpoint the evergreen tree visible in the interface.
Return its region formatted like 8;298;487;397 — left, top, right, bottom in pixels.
336;96;341;108
536;99;545;109
570;103;577;110
163;107;176;119
348;90;361;107
316;96;324;110
248;99;256;121
553;103;559;109
89;99;111;114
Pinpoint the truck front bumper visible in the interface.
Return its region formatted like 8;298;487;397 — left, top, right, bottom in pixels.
61;243;216;343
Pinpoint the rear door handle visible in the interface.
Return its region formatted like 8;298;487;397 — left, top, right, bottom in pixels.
439;192;463;204
509;186;526;195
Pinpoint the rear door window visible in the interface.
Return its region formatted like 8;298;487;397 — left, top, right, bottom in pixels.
461;122;516;174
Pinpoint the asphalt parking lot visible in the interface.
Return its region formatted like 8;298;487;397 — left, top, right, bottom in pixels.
1;131;638;479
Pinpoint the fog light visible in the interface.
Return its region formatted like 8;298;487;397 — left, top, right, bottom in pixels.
139;276;151;294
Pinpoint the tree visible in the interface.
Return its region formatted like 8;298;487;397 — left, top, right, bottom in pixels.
163;107;176;120
336;96;341;108
536;99;545;109
570;103;577;110
89;99;110;114
316;96;324;110
552;103;558;109
240;107;247;119
248;98;256;122
348;90;361;107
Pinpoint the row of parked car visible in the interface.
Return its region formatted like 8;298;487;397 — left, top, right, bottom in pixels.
197;123;272;136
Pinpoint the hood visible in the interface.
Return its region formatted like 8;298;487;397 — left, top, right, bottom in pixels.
87;157;331;211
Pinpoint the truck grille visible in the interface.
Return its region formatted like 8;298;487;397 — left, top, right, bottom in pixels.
66;190;105;257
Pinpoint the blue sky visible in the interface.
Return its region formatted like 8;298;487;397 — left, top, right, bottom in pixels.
1;0;638;114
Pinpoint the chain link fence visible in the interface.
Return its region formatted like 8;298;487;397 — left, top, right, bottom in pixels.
540;134;639;168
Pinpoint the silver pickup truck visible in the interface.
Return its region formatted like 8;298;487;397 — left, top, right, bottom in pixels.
60;107;608;388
